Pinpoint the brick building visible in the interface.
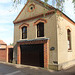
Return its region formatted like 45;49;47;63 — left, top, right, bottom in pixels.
13;0;75;70
0;40;7;62
0;40;13;63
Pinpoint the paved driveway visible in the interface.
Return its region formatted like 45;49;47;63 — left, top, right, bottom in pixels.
0;62;75;75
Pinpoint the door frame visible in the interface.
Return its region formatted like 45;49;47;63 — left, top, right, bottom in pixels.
17;39;49;68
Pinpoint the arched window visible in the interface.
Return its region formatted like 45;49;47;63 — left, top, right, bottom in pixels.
37;22;44;37
67;29;71;50
22;26;27;39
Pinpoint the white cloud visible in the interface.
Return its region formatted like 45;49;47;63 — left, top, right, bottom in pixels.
0;28;8;32
0;20;12;23
0;25;13;32
0;4;24;25
0;3;24;23
0;25;14;45
4;38;13;45
63;0;75;21
0;5;23;15
0;0;11;3
0;37;13;45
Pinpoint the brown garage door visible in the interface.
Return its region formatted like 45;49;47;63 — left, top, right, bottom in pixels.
20;44;44;67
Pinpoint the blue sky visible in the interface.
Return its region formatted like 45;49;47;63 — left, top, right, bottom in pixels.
0;0;75;45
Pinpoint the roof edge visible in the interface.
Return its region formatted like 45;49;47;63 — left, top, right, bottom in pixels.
13;0;55;23
56;9;75;25
13;1;30;22
17;38;50;43
13;0;75;25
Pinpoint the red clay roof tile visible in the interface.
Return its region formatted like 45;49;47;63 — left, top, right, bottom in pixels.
0;40;7;45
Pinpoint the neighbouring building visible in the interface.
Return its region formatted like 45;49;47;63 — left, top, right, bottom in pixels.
0;40;7;62
0;40;13;63
13;0;75;70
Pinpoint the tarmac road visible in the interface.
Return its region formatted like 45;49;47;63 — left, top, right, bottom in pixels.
0;62;75;75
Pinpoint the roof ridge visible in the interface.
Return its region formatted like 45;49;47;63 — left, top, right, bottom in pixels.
13;0;55;23
35;0;55;9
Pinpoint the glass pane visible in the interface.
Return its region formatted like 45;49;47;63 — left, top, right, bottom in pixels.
23;27;26;33
37;23;44;37
22;26;27;39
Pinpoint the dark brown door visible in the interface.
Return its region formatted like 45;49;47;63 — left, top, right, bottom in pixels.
20;44;44;67
8;48;13;63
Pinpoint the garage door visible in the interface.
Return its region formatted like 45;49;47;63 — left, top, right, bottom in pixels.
20;44;44;67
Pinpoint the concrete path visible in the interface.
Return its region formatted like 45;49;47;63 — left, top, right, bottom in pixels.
0;62;75;75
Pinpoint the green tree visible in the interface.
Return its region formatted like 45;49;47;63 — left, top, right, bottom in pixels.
10;43;14;46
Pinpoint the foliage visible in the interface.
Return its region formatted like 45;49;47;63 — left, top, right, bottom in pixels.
72;0;75;10
13;0;75;11
10;43;14;46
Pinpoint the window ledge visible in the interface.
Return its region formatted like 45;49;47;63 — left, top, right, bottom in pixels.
36;36;46;39
20;38;28;40
68;50;72;52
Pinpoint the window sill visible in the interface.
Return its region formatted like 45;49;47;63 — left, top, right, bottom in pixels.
68;50;72;52
19;38;28;41
20;38;28;40
36;36;46;39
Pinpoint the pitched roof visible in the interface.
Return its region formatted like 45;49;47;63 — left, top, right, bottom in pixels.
13;0;55;23
13;0;75;25
0;40;7;45
35;0;55;9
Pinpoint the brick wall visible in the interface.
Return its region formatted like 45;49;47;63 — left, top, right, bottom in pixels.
0;48;7;62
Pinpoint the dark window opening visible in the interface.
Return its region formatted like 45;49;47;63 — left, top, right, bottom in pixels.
22;26;27;39
37;22;44;37
30;7;33;10
67;29;71;50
